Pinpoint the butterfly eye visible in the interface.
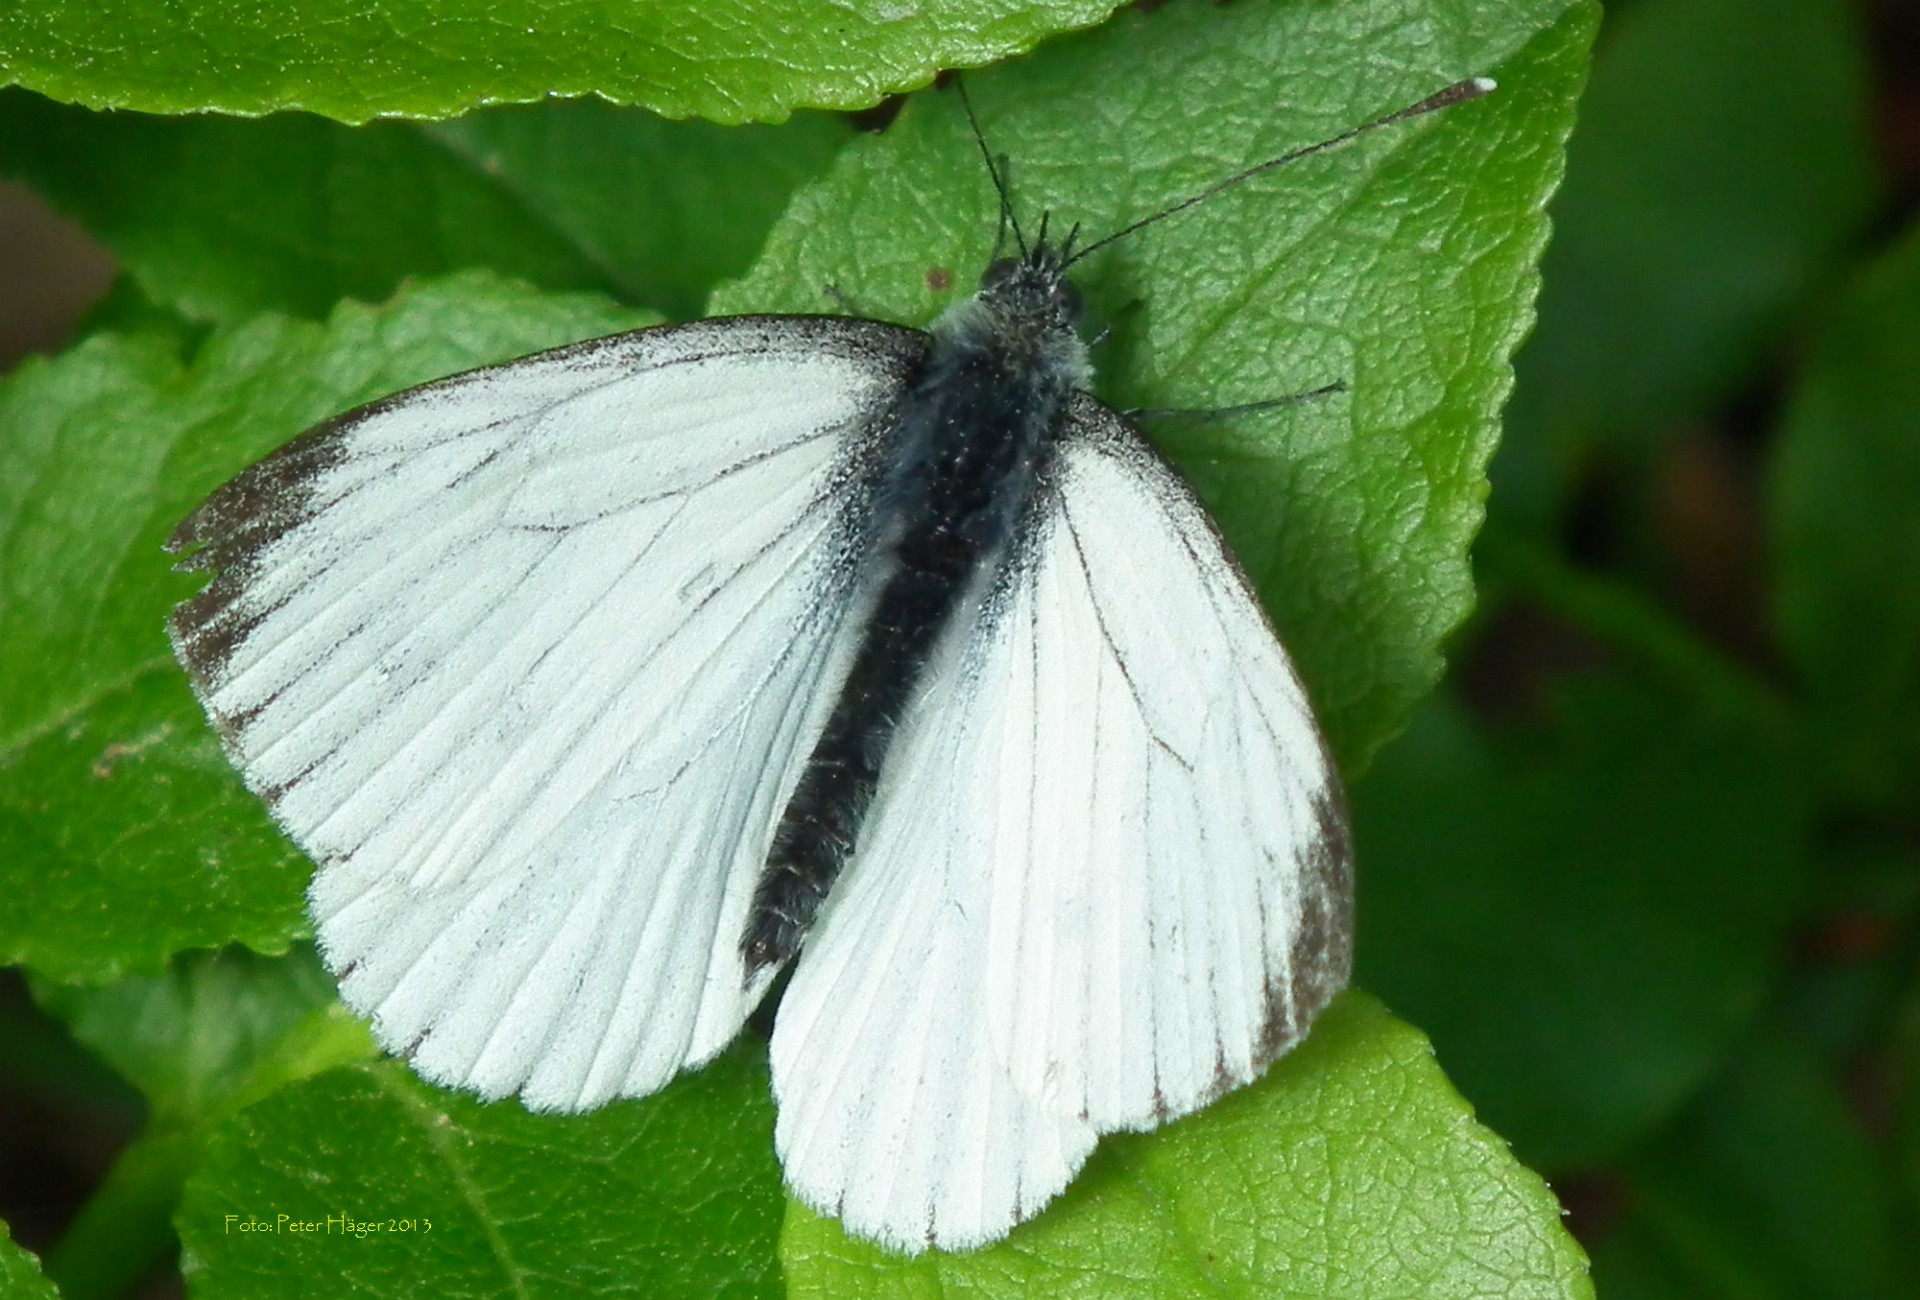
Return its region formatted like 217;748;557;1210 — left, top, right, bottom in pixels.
979;258;1023;293
1053;277;1084;327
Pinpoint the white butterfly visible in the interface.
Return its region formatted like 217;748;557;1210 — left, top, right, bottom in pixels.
167;76;1489;1252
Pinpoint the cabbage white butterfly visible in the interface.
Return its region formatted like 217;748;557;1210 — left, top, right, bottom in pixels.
167;74;1493;1252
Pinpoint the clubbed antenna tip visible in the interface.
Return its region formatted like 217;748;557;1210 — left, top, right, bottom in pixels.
1411;76;1498;117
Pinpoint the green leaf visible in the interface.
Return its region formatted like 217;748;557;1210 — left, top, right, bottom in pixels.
0;1223;58;1300
1353;681;1809;1171
1495;0;1880;525
1769;219;1920;807
0;88;612;325
429;101;851;321
721;0;1594;769
40;1128;197;1300
0;87;848;326
177;1043;784;1298
0;0;1126;125
783;995;1590;1297
27;951;375;1300
0;274;656;981
1588;1025;1904;1300
32;947;339;1122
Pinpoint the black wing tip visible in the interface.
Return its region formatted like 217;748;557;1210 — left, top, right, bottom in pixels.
163;515;200;556
1254;787;1356;1063
166;406;357;556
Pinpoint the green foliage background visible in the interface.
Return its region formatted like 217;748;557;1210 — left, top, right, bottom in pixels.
0;0;1911;1296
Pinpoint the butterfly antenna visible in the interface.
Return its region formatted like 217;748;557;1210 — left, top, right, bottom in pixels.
992;155;1014;257
1065;76;1496;268
957;77;1027;256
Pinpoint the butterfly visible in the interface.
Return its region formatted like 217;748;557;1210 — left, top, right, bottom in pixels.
165;74;1492;1252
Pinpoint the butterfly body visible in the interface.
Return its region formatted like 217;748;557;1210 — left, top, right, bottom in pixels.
748;242;1092;971
167;272;1352;1247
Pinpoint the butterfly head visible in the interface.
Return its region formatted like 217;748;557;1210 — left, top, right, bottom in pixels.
983;238;1090;337
938;234;1092;392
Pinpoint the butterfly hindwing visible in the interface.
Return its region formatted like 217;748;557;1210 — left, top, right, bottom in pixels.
169;316;925;1110
770;396;1351;1250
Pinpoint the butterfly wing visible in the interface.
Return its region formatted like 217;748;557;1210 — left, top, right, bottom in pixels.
169;316;924;1111
770;394;1352;1250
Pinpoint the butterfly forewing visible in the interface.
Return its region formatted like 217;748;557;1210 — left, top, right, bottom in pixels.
169;317;927;1110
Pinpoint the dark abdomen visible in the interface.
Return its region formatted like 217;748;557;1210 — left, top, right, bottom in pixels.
741;338;1064;974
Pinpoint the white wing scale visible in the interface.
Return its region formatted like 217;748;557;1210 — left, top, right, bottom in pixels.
170;317;923;1110
771;395;1351;1250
